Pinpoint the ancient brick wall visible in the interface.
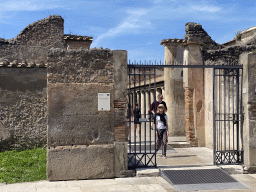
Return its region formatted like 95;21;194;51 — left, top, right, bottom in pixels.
47;48;129;180
241;28;256;40
65;40;91;50
0;15;64;64
47;48;115;146
203;45;256;64
184;22;222;51
0;67;47;151
0;15;64;150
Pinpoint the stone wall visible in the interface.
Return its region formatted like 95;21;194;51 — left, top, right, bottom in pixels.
65;40;92;50
203;45;256;65
0;15;64;64
47;48;130;181
0;15;98;151
241;52;256;171
0;68;47;151
0;15;64;150
47;48;115;147
184;22;222;51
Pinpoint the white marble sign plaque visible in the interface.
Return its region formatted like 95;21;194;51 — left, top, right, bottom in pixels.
98;93;110;111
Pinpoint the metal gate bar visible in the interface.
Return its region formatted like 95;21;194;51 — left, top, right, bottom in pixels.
128;61;244;168
213;68;244;165
127;64;157;169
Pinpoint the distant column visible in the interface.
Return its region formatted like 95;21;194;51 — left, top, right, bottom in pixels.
150;89;155;103
141;91;145;118
161;39;185;136
161;87;165;100
136;91;140;106
156;88;162;96
146;90;150;116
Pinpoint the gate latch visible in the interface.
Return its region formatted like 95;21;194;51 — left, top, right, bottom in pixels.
233;113;239;124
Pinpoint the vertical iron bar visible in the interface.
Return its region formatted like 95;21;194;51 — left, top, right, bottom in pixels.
149;68;152;154
224;70;226;153
232;69;235;152
154;67;157;167
240;68;244;163
220;69;223;162
236;69;240;162
134;67;136;166
213;68;216;164
139;68;141;155
128;67;131;153
144;67;146;166
228;69;231;163
218;69;221;155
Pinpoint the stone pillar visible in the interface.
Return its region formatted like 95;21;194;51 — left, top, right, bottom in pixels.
183;42;205;147
241;52;256;172
161;87;165;100
156;87;162;96
146;90;150;116
141;91;145;118
136;91;140;106
150;89;155;103
204;68;213;148
47;49;132;181
161;39;185;136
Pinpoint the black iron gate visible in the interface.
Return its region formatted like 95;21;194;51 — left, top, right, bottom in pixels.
127;61;244;168
127;63;158;169
213;67;244;165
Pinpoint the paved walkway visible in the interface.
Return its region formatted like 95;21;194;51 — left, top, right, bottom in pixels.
1;146;256;191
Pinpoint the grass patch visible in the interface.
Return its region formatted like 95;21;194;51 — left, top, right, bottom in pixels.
0;148;47;184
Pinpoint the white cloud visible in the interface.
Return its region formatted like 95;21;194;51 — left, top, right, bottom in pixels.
190;5;221;12
91;0;225;47
0;0;63;11
91;9;152;47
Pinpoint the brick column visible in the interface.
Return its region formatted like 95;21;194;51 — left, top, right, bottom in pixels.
184;87;197;146
183;42;205;147
114;98;127;142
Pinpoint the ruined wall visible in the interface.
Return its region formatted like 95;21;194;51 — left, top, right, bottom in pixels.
0;67;47;151
47;48;130;181
240;27;256;40
184;22;222;51
65;40;91;50
47;48;115;147
0;15;64;150
0;15;64;64
203;45;256;65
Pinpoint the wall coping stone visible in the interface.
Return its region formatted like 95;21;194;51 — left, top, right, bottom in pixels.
160;38;187;45
64;35;93;41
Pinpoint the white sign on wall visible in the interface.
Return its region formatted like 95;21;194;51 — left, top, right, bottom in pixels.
98;93;110;111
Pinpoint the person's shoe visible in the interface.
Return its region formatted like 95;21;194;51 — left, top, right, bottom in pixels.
162;155;166;158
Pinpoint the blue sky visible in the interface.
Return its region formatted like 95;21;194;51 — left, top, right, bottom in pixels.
0;0;255;62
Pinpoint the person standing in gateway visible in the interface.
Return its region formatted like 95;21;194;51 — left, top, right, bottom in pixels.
149;94;167;129
133;103;141;137
155;104;169;158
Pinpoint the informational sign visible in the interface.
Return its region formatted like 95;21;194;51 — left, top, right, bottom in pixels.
98;93;110;111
